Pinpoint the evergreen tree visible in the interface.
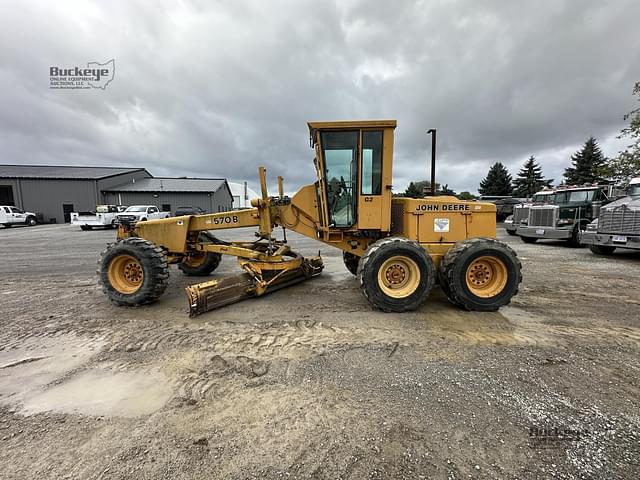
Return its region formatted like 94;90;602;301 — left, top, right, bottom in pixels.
403;182;423;198
563;137;606;184
602;81;640;184
512;156;553;197
479;162;512;196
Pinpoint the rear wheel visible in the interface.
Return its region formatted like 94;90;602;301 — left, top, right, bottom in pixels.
178;232;222;276
99;237;169;306
589;244;616;255
357;237;435;312
343;251;360;276
438;237;522;311
520;236;537;244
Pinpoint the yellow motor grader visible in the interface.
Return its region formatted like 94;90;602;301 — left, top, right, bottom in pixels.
99;120;522;316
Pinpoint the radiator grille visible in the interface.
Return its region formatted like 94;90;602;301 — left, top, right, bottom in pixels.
528;207;557;228
598;207;640;234
513;206;529;224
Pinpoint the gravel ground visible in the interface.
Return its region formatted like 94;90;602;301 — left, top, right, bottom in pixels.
0;223;639;479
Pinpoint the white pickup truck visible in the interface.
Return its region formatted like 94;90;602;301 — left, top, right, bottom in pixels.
1;205;37;228
115;205;170;224
71;205;127;230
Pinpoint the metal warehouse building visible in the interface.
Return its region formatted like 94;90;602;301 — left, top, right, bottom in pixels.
103;177;233;214
0;165;151;223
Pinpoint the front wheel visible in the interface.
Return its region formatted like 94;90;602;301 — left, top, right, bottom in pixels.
26;216;37;226
178;232;222;276
589;244;616;255
520;236;537;244
438;237;522;311
357;237;435;312
99;237;169;306
342;251;360;276
506;229;516;236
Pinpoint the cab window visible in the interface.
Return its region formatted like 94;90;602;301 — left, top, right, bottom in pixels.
361;131;383;195
320;131;358;227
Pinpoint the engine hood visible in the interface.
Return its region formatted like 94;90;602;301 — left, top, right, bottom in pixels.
602;195;640;212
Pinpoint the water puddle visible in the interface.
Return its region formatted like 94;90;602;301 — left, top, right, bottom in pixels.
0;333;103;406
21;369;172;418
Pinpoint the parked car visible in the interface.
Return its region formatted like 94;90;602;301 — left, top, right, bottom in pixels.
0;205;37;228
71;205;127;230
116;205;171;224
174;206;206;216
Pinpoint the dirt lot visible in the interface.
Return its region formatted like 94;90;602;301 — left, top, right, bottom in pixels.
0;224;639;479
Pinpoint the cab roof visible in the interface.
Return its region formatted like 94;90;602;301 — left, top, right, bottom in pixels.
307;120;397;131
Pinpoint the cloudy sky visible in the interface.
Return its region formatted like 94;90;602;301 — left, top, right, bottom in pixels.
1;0;639;194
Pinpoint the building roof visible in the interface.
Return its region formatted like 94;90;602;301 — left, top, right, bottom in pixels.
0;164;148;179
105;177;227;193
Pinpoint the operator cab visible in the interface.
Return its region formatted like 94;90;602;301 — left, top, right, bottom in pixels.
308;120;396;232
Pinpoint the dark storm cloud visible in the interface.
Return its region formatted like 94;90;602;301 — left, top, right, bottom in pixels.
1;0;639;193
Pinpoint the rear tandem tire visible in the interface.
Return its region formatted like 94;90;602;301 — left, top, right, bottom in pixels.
357;237;435;313
99;237;169;306
343;251;360;276
178;232;222;276
438;237;522;312
589;244;616;255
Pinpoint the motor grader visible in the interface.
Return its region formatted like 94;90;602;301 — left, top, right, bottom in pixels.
99;120;522;316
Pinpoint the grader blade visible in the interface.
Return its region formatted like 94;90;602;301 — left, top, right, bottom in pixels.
185;255;324;316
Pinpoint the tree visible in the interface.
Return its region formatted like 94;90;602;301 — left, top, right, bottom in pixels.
602;81;640;184
479;162;512;196
403;180;440;198
437;184;456;196
456;191;476;200
512;156;553;197
563;137;606;184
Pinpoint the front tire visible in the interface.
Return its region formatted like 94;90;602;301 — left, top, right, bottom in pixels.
99;237;169;306
506;229;516;236
26;216;37;226
520;236;537;244
438;237;522;311
178;232;222;276
357;237;435;313
589;244;616;255
343;251;360;276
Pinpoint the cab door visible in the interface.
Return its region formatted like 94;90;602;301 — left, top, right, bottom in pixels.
357;129;393;231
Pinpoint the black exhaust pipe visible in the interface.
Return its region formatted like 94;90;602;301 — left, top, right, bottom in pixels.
427;129;436;196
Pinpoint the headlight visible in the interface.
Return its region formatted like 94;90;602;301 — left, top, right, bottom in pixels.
557;219;574;226
586;219;598;231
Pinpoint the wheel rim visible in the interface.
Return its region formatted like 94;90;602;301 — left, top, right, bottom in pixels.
107;254;144;294
183;252;207;268
465;255;508;298
377;255;421;298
